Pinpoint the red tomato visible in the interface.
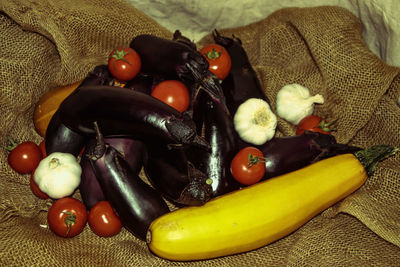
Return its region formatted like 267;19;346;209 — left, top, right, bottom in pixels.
47;197;87;238
30;171;49;199
151;80;190;112
230;147;266;185
108;47;141;81
296;115;336;135
88;201;122;237
39;140;47;157
200;43;232;80
6;139;43;174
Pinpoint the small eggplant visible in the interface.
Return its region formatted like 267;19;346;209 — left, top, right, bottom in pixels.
124;73;155;95
45;109;87;156
87;124;170;241
79;137;146;210
213;30;269;115
186;90;241;197
56;85;210;150
257;132;362;180
144;143;213;206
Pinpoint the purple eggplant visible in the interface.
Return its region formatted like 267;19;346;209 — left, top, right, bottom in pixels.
213;30;269;115
185;90;241;197
45;109;87;156
144;143;213;206
130;34;228;114
257;132;361;180
124;73;155;95
56;85;210;150
79;136;146;210
87;123;169;241
79;64;114;88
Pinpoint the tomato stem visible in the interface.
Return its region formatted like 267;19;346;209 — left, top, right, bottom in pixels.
62;211;76;237
204;48;222;60
318;119;337;132
4;137;18;152
248;153;266;168
109;48;133;68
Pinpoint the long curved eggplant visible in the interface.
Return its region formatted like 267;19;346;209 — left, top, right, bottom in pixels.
56;85;210;150
87;124;170;241
213;30;269;115
144;143;213;206
257;132;362;180
186;90;241;197
80;137;146;210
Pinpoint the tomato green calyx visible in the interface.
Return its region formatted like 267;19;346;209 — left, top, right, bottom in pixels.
62;211;76;237
204;48;222;60
318;119;337;132
4;137;18;152
109;48;133;66
248;153;266;168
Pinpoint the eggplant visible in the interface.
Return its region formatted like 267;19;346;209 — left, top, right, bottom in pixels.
144;143;213;206
185;90;241;197
87;124;170;241
45;109;87;156
56;85;210;150
79;137;146;210
213;30;269;115
124;73;155;95
257;132;362;180
130;34;228;114
79;64;114;88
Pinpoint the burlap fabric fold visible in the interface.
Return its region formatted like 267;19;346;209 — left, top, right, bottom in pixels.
1;1;399;266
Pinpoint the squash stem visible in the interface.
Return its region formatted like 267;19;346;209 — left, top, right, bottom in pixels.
354;145;398;176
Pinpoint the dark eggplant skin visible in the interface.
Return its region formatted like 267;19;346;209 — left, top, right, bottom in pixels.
87;132;170;241
130;34;208;81
130;34;228;114
45;65;114;156
186;90;241;197
79;137;146;210
256;132;362;180
213;30;269;115
45;109;87;156
124;73;155;95
144;143;213;206
57;85;210;150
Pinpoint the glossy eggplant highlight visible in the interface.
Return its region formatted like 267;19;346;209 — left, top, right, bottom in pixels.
87;124;170;241
57;85;210;150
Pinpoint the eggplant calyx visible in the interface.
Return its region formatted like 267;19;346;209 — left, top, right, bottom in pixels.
85;121;107;160
177;161;213;206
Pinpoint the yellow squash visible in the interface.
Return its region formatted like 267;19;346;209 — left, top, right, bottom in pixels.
33;81;82;137
147;146;397;261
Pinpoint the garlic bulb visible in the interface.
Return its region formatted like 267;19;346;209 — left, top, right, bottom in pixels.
276;83;324;125
233;98;277;145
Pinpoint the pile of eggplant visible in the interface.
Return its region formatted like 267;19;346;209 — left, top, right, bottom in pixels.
45;30;360;241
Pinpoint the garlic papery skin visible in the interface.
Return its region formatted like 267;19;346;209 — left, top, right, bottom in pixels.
276;83;324;125
33;152;82;199
233;98;277;145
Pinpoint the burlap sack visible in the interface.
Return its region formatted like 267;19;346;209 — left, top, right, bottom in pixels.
1;1;399;266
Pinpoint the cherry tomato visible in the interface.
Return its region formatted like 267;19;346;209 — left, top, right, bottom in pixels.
230;147;266;186
39;140;47;157
296;115;336;135
151;80;190;112
47;197;87;238
200;43;232;80
6;139;43;174
30;170;49;199
108;47;141;81
88;201;122;237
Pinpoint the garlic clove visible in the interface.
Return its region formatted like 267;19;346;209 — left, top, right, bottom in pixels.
233;98;277;145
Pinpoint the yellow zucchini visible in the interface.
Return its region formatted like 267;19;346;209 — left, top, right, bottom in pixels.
146;146;397;261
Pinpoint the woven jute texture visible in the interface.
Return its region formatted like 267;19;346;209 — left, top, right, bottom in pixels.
1;1;400;266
